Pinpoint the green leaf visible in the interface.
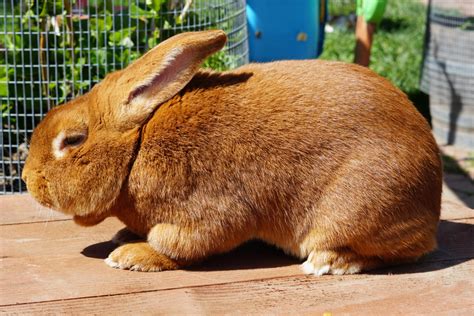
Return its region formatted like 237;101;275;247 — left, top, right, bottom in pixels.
2;35;22;50
130;3;156;19
37;0;66;17
25;0;36;9
0;65;8;78
58;82;71;103
2;103;13;117
76;57;86;66
109;26;137;48
89;14;113;32
147;29;160;48
93;49;108;65
22;9;38;24
0;77;8;97
202;51;236;71
147;0;166;12
89;14;113;46
39;0;49;17
162;19;172;30
87;0;105;8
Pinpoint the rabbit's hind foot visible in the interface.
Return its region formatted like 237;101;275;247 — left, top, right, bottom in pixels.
105;242;181;272
301;248;382;276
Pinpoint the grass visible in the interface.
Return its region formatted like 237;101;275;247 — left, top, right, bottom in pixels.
320;0;429;119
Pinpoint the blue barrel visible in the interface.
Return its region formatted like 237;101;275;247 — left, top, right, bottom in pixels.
246;0;324;62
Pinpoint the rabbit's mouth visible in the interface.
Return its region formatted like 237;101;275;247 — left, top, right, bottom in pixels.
24;173;55;210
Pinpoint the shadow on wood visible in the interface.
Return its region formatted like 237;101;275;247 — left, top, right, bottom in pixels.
190;241;299;271
81;220;472;273
81;241;118;259
370;220;473;275
81;239;298;270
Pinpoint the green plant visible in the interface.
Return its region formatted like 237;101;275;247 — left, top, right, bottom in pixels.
320;0;427;96
328;0;356;17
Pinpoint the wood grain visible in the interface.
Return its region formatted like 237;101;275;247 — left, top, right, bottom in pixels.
0;216;472;306
0;194;70;225
441;199;473;220
0;193;472;314
1;260;472;315
0;217;301;305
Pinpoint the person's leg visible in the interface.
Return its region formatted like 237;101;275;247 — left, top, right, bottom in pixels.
354;15;376;66
354;0;387;66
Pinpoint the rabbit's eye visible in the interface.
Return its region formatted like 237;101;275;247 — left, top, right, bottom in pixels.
52;131;87;159
63;133;86;148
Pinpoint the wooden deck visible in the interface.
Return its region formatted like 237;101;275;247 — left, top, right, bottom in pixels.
1;187;473;315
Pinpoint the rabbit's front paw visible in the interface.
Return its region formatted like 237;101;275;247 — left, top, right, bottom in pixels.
301;249;382;276
105;242;180;272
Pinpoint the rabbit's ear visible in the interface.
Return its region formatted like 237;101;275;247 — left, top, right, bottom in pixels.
114;30;227;126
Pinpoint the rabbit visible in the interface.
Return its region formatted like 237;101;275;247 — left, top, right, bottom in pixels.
22;30;442;275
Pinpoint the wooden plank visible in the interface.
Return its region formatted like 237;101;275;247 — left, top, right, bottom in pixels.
441;199;473;220
0;194;70;225
0;218;300;305
1;260;472;315
0;216;472;306
0;218;122;258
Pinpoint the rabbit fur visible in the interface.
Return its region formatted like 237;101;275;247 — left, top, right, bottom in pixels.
23;30;442;275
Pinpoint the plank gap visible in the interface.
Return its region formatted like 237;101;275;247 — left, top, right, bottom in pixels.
0;219;72;227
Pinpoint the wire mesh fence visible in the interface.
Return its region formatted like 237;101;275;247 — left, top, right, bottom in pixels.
420;0;474;149
1;0;248;194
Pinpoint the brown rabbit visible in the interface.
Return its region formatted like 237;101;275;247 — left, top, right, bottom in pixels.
22;30;442;275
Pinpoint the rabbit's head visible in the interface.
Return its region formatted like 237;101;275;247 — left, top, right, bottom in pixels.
22;30;227;226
